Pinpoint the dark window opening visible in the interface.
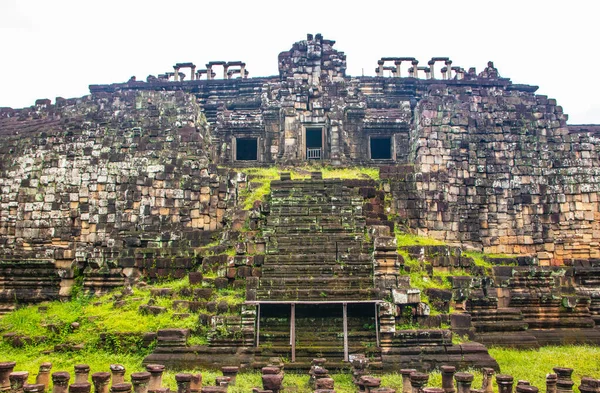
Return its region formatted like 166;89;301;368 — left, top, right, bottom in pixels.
306;129;322;148
236;138;258;161
370;137;392;160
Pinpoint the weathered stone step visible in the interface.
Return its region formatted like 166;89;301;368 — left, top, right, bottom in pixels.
264;253;373;264
258;277;373;289
266;225;363;234
261;265;373;276
269;206;365;216
267;244;371;254
270;195;361;205
269;233;364;243
256;288;377;301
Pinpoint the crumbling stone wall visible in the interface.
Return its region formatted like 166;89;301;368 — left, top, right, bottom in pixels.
0;91;243;304
384;84;600;265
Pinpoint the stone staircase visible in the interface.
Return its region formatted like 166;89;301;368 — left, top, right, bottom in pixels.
256;177;377;301
252;174;383;368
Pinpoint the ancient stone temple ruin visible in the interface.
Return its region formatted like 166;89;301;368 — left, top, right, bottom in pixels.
1;34;600;370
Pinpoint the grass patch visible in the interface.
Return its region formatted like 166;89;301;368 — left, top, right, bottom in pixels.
238;165;380;209
489;345;600;389
463;251;494;269
395;230;447;247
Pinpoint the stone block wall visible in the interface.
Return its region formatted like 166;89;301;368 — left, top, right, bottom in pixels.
0;90;244;302
384;84;600;265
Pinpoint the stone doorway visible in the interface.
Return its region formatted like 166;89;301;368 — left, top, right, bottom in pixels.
305;128;323;160
255;302;378;366
235;138;258;161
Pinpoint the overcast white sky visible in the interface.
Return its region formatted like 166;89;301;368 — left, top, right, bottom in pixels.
1;0;598;124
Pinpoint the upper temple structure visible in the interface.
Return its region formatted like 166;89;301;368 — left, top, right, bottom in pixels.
1;34;600;370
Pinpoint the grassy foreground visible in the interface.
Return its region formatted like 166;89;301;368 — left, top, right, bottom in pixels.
1;344;599;392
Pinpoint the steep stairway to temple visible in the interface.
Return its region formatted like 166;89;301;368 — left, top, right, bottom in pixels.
256;177;377;301
253;174;383;368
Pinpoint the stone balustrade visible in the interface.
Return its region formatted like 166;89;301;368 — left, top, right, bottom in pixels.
0;359;597;393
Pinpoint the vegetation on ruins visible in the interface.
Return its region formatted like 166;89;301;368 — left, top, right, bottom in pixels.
239;165;379;209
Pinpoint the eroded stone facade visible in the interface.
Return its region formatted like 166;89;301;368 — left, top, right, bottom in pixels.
1;33;600;307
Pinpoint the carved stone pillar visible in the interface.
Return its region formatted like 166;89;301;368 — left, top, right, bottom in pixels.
74;365;90;384
9;372;28;393
51;372;70;393
400;369;416;393
410;373;429;393
146;364;165;391
175;374;192;393
455;373;474;393
68;384;91;393
36;363;52;389
441;366;456;393
0;362;17;392
481;368;494;393
411;60;419;77
23;386;44;393
131;372;151;393
497;374;514;393
546;374;557;393
110;384;131;393
109;366;125;387
91;372;111;393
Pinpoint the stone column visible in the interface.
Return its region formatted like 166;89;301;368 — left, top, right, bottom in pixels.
516;386;539;393
377;60;384;77
0;362;17;392
579;378;600;393
455;373;474;393
91;372;111;393
110;384;132;393
222;65;228;80
240;64;246;79
74;366;90;384
220;368;238;386
553;368;573;393
425;68;431;79
190;374;202;393
441;366;456;393
110;366;125;386
497;375;514;393
69;384;91;393
190;66;196;81
51;372;70;393
173;67;179;82
481;368;494;393
131;373;151;393
394;61;402;77
410;372;429;393
445;60;453;79
9;372;28;393
145;365;165;391
428;60;435;79
175;374;192;393
411;60;419;78
206;66;213;80
401;369;416;393
546;374;557;393
23;386;45;393
36;363;52;389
